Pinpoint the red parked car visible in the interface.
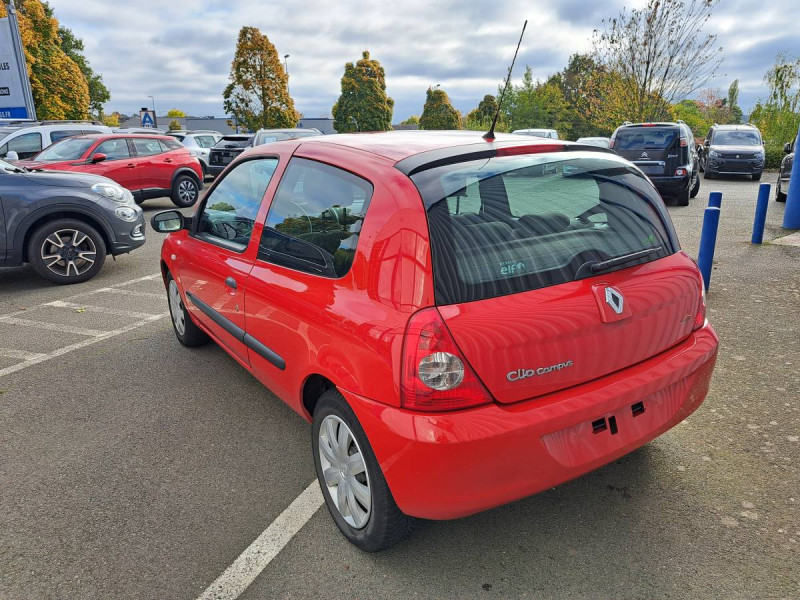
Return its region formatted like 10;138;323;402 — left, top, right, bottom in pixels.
18;133;204;207
150;131;718;551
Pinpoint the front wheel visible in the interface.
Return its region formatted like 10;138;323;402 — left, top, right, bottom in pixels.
312;389;413;552
171;174;200;208
752;172;762;181
27;218;106;284
776;180;787;202
166;273;209;347
703;170;715;180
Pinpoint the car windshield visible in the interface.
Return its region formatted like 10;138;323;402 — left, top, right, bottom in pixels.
35;137;95;161
712;130;761;146
411;152;675;304
615;128;677;150
214;137;252;149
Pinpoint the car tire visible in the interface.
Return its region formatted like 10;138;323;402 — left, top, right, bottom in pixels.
703;170;714;180
171;174;200;208
27;218;106;284
699;159;705;173
752;172;762;181
312;388;414;552
690;173;700;198
166;272;209;347
776;181;787;202
676;188;690;206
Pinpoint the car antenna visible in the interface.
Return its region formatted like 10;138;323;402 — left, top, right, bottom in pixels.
483;20;527;142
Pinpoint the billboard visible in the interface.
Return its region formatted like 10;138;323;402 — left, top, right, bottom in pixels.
0;13;35;120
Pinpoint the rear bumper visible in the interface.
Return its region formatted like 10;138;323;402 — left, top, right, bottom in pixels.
649;175;690;195
345;323;718;520
208;165;226;177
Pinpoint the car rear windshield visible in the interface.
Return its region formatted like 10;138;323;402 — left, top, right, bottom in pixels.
214;137;252;149
35;137;95;161
615;127;678;150
712;130;761;145
411;152;676;305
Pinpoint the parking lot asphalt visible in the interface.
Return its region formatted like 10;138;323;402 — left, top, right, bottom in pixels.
1;178;798;599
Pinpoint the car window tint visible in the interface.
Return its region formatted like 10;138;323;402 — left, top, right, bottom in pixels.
5;132;42;158
193;135;213;148
162;138;183;151
615;128;677;150
50;130;80;143
196;158;279;252
712;130;761;145
96;139;131;159
132;138;163;156
258;158;373;278
81;129;102;135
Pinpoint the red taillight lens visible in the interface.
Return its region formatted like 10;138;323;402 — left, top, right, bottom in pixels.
496;143;564;156
609;138;615;149
680;137;688;147
693;274;707;331
675;167;688;176
401;308;493;411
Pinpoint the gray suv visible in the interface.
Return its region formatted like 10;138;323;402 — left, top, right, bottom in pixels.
0;158;146;284
776;138;795;202
700;124;765;180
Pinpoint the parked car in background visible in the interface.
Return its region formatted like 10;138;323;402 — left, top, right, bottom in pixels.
166;130;223;177
16;133;203;208
512;128;559;139
0;157;145;284
610;121;700;206
777;138;795;202
151;131;717;551
700;124;765;181
253;128;322;147
208;134;254;177
576;137;611;148
112;127;166;134
0;120;112;160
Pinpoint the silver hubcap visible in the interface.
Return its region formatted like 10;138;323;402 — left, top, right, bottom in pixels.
318;415;371;529
168;280;186;336
178;179;197;203
40;228;96;278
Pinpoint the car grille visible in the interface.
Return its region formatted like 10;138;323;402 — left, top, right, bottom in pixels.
720;153;756;159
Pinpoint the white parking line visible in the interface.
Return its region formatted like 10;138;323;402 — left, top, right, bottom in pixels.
96;287;165;300
46;300;159;320
196;481;324;600
0;316;108;338
0;347;48;361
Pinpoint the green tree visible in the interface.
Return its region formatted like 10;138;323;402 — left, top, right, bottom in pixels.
498;67;573;137
419;87;460;130
166;108;186;118
399;115;420;126
750;53;800;167
102;112;120;127
332;51;394;132
673;99;712;137
222;26;299;131
168;119;182;131
0;0;90;119
556;54;608;137
727;80;743;124
55;22;110;118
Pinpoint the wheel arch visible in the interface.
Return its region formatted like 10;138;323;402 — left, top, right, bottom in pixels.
18;209;114;263
170;166;201;189
302;373;336;422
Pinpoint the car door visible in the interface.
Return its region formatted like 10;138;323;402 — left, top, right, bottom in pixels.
82;138;141;191
130;137;163;191
176;156;281;363
0;131;43;160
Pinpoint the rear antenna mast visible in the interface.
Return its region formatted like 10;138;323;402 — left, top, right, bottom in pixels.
484;20;527;142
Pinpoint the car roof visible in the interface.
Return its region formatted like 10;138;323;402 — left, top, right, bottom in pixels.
712;124;759;130
64;133;174;141
247;130;611;166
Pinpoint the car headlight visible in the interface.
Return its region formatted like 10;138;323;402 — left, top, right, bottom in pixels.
92;182;134;205
190;150;199;157
709;150;721;158
114;206;139;222
755;151;765;160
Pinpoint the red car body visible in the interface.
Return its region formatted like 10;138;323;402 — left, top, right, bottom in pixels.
157;132;717;524
18;133;204;206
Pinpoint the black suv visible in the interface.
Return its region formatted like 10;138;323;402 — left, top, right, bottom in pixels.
777;138;795;202
610;121;700;206
208;134;254;177
0;158;146;284
700;124;765;181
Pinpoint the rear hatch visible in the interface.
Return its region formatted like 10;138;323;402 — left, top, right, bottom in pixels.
613;126;683;178
411;150;700;403
209;136;252;167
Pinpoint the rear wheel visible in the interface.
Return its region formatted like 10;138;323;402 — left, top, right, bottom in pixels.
312;389;413;552
690;173;700;198
676;188;690;206
27;218;106;284
166;273;209;346
171;174;200;208
776;179;787;202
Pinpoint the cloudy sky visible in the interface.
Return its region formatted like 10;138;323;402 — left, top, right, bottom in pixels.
47;0;800;123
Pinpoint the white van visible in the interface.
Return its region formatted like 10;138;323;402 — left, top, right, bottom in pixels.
512;128;560;140
0;120;113;160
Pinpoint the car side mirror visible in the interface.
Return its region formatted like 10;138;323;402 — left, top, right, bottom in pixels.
785;142;792;154
151;210;188;233
90;152;107;163
704;140;710;147
5;150;19;161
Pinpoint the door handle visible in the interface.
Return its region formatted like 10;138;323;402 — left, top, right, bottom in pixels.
126;163;135;168
225;276;237;289
164;158;173;163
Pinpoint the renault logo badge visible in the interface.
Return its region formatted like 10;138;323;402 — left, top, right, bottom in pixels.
605;287;624;315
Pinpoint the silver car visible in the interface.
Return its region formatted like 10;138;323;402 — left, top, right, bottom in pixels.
166;130;222;177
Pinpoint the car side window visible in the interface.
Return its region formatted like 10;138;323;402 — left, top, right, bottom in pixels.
50;130;80;143
258;158;373;278
162;138;183;151
132;138;163;157
95;139;131;160
3;132;43;159
195;158;279;252
196;136;216;148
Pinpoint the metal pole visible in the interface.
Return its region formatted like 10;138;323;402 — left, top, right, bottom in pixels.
4;0;36;120
284;54;290;96
783;124;800;229
148;95;157;128
708;190;722;209
751;183;771;244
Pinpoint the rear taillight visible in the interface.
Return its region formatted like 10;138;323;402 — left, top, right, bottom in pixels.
680;136;688;147
609;138;615;149
693;274;707;331
401;308;493;411
675;167;688;177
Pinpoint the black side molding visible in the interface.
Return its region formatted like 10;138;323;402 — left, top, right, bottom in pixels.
185;291;286;370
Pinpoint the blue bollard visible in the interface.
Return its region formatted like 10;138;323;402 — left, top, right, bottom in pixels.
708;190;722;209
783;124;800;229
751;183;771;244
697;206;721;292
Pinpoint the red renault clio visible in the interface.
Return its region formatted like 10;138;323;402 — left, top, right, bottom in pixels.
151;131;718;551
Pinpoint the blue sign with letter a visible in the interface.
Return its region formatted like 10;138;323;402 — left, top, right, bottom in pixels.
141;111;155;127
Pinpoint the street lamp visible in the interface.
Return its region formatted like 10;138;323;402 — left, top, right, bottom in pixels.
284;54;290;95
147;95;157;127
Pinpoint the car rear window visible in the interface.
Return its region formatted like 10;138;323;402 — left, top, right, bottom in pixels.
411;152;676;305
214;137;252;149
614;128;678;150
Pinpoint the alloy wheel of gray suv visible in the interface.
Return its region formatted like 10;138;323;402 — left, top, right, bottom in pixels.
27;219;107;284
171;175;199;208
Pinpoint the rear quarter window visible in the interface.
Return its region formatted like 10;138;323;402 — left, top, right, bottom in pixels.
411;153;676;305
